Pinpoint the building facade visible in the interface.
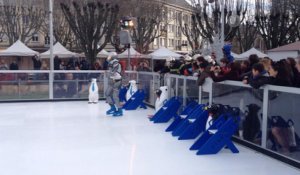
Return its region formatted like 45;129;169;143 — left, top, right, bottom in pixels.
151;0;193;53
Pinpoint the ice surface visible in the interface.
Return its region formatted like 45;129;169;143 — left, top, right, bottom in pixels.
0;101;298;175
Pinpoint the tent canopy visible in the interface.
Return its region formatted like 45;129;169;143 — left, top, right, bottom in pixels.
235;48;268;60
40;42;79;59
231;52;240;58
0;40;38;57
97;49;109;58
150;47;182;60
118;47;149;59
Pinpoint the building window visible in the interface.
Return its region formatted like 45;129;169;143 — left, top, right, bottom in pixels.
32;33;39;42
172;25;175;33
160;38;163;46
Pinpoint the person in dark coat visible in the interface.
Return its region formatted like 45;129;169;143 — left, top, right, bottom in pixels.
54;56;61;70
9;61;19;70
268;61;293;87
179;55;193;76
243;63;271;89
32;55;41;70
295;58;300;87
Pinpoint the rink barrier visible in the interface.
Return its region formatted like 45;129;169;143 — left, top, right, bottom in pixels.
1;70;300;166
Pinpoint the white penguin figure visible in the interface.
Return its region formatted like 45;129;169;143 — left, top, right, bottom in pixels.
155;86;169;112
126;80;138;101
88;78;99;104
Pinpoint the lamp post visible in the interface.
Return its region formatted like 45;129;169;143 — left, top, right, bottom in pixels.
49;0;54;99
120;16;134;70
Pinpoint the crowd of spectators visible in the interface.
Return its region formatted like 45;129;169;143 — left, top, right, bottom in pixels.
153;53;300;89
1;51;300;89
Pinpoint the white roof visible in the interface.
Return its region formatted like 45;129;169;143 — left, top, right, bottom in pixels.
0;40;38;57
231;52;240;58
40;42;79;59
150;47;182;60
235;48;268;60
97;49;109;58
118;47;149;59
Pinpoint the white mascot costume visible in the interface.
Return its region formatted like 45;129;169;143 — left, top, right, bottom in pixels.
155;86;169;112
126;80;138;101
88;78;99;104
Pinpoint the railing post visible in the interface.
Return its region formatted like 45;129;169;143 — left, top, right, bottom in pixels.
103;72;108;99
261;86;269;148
166;74;171;98
18;79;21;99
183;78;187;106
198;86;202;104
175;77;178;96
76;79;79;97
209;82;213;106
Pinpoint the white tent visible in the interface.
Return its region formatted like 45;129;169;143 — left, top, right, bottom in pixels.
235;48;268;60
231;52;240;58
0;40;38;57
40;42;79;59
97;49;109;58
150;47;182;60
118;47;149;59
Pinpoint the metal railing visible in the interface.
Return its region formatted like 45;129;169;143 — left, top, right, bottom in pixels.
0;70;300;163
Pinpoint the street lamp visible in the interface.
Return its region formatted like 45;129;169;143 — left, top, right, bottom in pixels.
120;16;134;70
49;0;54;99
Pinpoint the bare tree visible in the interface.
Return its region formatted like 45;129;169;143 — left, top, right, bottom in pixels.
0;4;46;45
131;0;168;54
255;0;300;49
60;1;119;63
180;14;202;51
236;21;258;52
188;0;248;44
110;0;167;54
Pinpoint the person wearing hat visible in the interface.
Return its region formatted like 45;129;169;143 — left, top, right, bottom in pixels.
179;55;193;76
169;57;182;75
105;55;123;117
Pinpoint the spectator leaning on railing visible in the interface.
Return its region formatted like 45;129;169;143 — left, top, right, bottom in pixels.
295;57;300;87
209;62;240;82
243;63;271;89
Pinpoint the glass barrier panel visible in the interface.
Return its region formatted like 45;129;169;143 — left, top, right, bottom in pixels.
0;73;49;100
178;78;184;98
186;79;199;104
201;91;210;105
137;73;152;104
53;72;105;99
212;83;263;145
169;77;176;98
123;72;137;85
267;91;300;162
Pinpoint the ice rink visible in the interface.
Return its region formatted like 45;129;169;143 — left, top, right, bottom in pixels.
0;101;299;175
